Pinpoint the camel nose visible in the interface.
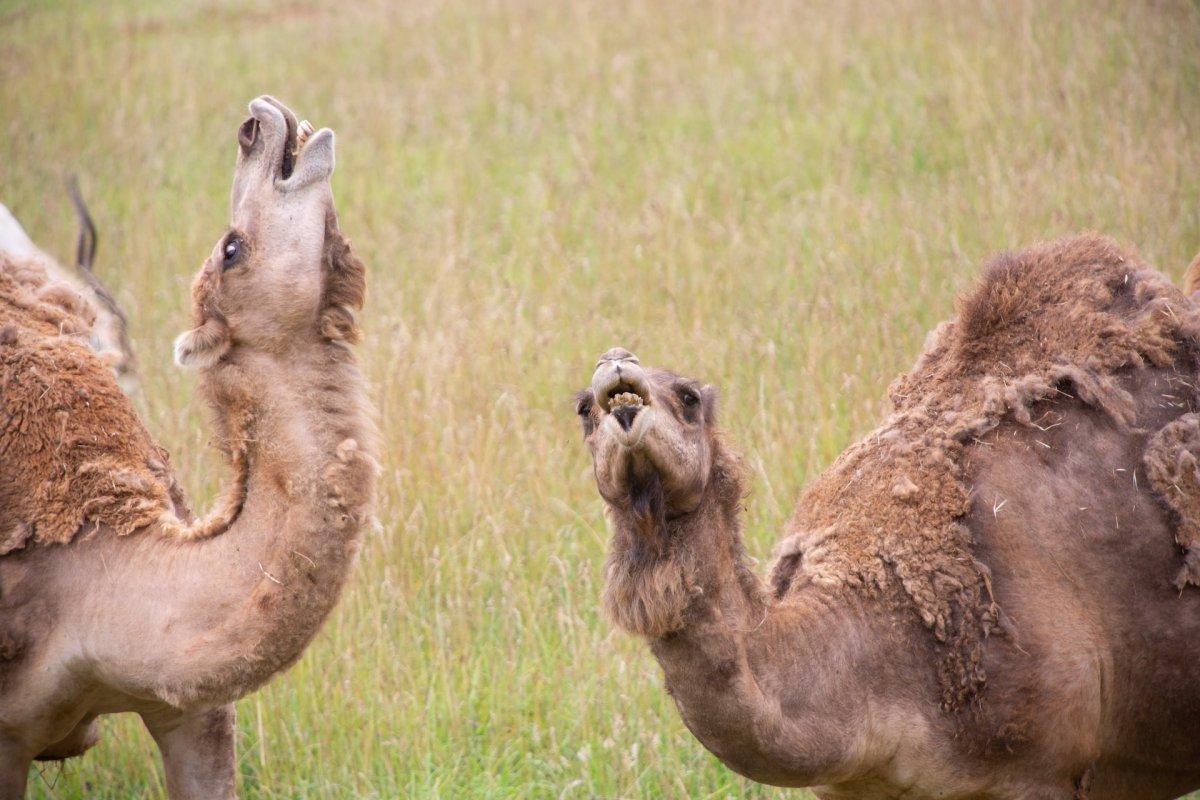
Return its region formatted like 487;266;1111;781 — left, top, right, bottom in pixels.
591;348;650;413
597;347;639;368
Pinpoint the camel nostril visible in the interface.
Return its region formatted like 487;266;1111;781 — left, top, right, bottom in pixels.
613;404;641;432
597;347;639;368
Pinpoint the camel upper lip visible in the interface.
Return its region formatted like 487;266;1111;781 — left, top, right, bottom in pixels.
591;349;652;417
243;97;303;180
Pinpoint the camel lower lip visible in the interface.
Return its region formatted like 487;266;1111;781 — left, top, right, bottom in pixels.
613;403;642;432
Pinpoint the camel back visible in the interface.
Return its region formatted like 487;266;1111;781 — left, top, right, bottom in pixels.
0;256;176;554
769;234;1200;710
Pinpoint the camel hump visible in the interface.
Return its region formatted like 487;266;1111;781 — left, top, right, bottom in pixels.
778;234;1200;711
0;260;174;554
1184;251;1200;298
0;199;137;390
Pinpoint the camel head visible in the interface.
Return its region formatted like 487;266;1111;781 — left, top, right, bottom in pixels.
174;96;364;369
577;348;719;522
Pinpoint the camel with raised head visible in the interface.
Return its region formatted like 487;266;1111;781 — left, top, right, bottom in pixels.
0;96;376;799
576;236;1200;799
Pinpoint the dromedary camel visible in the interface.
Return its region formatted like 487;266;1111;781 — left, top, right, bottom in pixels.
576;236;1200;799
0;96;376;799
0;184;136;390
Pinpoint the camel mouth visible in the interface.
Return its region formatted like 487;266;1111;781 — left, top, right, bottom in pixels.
279;114;299;180
610;392;644;432
600;381;651;414
243;98;322;185
279;119;317;180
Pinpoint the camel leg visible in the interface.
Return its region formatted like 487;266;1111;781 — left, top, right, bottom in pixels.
34;716;100;761
142;705;236;800
0;743;30;800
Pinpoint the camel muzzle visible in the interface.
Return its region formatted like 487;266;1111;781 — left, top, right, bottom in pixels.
234;96;336;204
592;348;652;414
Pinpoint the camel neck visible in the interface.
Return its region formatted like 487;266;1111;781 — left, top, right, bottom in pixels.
647;584;841;786
644;494;788;777
605;454;841;785
147;343;377;708
602;446;762;637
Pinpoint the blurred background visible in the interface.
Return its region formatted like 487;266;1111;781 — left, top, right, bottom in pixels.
3;0;1200;797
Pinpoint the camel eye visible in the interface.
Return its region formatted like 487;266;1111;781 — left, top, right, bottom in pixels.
222;236;243;269
679;388;700;407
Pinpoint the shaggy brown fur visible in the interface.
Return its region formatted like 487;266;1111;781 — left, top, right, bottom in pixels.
601;434;752;638
0;257;177;554
317;212;367;345
1143;413;1200;588
770;234;1200;709
1;200;140;389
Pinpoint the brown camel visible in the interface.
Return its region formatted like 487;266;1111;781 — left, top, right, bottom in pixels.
0;96;376;799
576;236;1200;799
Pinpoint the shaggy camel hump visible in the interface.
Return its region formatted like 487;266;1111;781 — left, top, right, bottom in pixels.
770;234;1200;710
0;196;138;391
0;258;177;555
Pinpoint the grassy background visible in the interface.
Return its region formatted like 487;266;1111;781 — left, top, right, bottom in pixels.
3;0;1200;797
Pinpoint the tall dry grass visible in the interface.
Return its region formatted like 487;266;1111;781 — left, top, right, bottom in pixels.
3;0;1200;797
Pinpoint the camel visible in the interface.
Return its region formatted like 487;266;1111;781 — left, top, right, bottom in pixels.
576;236;1200;800
0;96;376;800
0;183;136;391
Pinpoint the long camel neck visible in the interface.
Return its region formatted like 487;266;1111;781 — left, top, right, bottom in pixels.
134;342;377;708
605;452;845;785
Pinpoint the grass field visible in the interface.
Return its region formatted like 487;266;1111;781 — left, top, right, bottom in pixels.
4;0;1200;797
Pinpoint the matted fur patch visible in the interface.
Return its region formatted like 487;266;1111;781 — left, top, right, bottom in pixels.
0;258;177;552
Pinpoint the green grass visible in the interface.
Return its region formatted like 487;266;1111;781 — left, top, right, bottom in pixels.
4;0;1200;797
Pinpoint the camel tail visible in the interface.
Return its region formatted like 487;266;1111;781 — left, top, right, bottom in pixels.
65;176;137;382
1185;251;1200;297
66;175;98;272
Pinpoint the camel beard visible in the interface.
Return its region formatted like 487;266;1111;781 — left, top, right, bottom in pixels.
602;471;697;639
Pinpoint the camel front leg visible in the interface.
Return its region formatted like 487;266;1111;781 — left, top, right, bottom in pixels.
142;705;237;800
0;742;30;800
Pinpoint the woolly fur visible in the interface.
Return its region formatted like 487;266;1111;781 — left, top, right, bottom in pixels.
0;257;179;553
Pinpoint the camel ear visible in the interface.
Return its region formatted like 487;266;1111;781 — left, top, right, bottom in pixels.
174;319;231;368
